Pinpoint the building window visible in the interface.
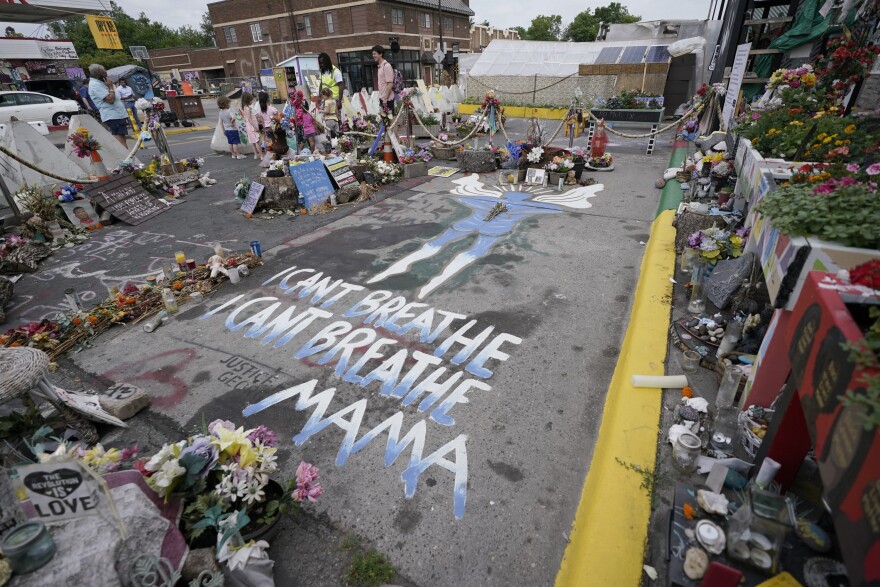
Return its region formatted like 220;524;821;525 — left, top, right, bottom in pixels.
250;22;263;42
303;16;312;36
443;17;453;32
223;26;237;46
420;13;431;28
325;11;335;34
392;8;404;25
337;49;421;94
261;58;271;70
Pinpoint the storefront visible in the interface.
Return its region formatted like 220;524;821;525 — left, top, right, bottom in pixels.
0;38;81;98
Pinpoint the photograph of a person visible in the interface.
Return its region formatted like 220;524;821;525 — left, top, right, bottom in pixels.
60;201;101;229
525;168;546;186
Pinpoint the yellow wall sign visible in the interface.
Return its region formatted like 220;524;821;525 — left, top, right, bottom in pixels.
86;15;123;50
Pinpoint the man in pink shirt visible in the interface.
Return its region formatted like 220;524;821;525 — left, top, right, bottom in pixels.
372;45;394;112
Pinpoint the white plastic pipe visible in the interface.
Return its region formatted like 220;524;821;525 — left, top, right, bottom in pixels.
631;374;689;389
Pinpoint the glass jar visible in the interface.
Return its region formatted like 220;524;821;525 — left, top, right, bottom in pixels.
673;431;702;473
161;288;178;314
710;405;741;453
1;521;56;574
680;248;700;273
716;365;743;408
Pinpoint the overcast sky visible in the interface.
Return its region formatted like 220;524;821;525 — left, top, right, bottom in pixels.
6;0;712;39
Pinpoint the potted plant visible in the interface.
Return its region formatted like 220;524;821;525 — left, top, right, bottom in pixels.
416;113;440;138
399;146;433;178
586;153;614;171
545;157;574;184
137;420;324;548
430;132;456;160
499;141;528;182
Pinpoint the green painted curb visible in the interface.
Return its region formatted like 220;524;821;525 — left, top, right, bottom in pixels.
656;146;688;217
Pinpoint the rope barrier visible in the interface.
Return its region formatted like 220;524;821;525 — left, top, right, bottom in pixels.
410;107;488;146
0;145;99;184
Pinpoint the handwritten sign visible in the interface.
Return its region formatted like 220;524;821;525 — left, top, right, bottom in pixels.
165;169;199;187
17;462;101;523
722;43;751;130
51;385;127;428
323;157;357;189
240;181;265;214
87;172;169;225
289;160;336;209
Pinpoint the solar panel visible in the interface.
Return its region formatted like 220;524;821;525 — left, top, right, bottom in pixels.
646;46;671;63
620;46;648;64
595;47;622;64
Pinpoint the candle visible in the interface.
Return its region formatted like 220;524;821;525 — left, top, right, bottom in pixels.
175;251;186;266
186;259;196;270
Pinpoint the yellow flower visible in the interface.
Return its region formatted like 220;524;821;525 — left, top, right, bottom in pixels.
238;445;258;469
817;133;827;140
729;235;743;248
802;73;817;88
212;426;251;457
845;124;856;134
823;137;832;144
80;444;122;470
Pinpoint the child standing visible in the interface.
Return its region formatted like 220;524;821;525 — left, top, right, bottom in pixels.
293;91;317;153
239;92;262;160
321;87;340;138
218;95;244;159
257;91;279;153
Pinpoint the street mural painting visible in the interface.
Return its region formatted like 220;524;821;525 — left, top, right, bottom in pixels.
369;174;603;298
199;174;603;520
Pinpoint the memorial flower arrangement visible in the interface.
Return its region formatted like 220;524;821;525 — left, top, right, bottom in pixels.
338;135;354;153
544;157;574;173
178;157;205;171
399;147;433;165
588;153;613;168
67;127;101;158
767;65;817;91
570;146;587;163
499;141;527;170
137;420;324;542
815;37;880;100
526;146;544;164
370;160;403;184
685;226;749;262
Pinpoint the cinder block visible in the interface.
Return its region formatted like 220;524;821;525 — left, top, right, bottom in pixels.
99;382;150;420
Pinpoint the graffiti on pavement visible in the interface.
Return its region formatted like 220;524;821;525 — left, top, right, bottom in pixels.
369;174;603;298
218;355;281;389
101;348;198;408
202;265;525;519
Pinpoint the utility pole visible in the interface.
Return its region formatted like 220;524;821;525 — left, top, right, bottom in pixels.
437;0;445;84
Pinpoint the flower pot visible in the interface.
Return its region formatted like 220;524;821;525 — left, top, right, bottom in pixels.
548;172;567;185
573;161;586;179
430;145;457;160
458;149;496;173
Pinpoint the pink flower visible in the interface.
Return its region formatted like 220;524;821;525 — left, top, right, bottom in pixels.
751;113;761;120
847;164;860;172
866;163;880;175
208;419;236;435
292;482;324;502
292;461;323;503
295;461;319;485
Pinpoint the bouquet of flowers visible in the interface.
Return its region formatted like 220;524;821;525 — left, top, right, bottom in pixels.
685;226;748;262
545;157;574;173
138;420;324;543
481;91;501;110
178;158;205;171
767;65;817;91
588;153;613;168
399;147;433;165
526;146;544;164
338;135;354;153
570;146;587;163
370;160;403;184
53;184;84;202
68;127;101;159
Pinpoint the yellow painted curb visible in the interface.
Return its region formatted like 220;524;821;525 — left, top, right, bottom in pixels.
555;209;676;586
164;125;212;135
457;104;569;119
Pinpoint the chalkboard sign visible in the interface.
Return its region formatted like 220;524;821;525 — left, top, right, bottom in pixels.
589;108;664;124
323;157;357;189
240;181;265;214
87;172;170;225
289;160;336;209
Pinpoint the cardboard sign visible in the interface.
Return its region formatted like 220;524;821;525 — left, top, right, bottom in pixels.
17;461;101;522
323;157;357;189
722;43;751;130
88;172;170;225
289;160;336;209
428;166;459;178
240;181;265;214
51;385;127;428
388;131;405;159
165;169;199;187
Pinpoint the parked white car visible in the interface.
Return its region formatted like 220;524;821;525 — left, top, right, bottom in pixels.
0;91;81;126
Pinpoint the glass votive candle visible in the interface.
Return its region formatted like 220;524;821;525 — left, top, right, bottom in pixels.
679;350;701;373
673;431;702;473
2;521;56;574
174;251;186;266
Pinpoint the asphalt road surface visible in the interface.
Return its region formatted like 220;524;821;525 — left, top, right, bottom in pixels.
10;121;675;585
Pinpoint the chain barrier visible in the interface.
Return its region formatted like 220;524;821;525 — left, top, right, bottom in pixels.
467;74;578;96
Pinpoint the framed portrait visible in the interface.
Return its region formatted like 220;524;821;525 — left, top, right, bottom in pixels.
525;168;546;186
60;200;100;229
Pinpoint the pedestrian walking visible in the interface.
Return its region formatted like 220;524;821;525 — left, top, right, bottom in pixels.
239;92;262;160
372;45;394;112
218;95;244;159
87;63;128;147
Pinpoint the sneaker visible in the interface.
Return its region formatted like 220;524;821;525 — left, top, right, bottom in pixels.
235;154;246;159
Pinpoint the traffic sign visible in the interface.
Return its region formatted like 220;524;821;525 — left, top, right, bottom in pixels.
432;48;445;64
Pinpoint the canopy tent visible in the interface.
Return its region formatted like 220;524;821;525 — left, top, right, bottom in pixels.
468;39;674;77
0;0;105;24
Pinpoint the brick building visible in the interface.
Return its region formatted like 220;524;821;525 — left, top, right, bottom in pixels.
469;25;520;52
207;0;473;91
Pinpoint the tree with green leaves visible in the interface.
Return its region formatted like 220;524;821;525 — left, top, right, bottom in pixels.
200;11;215;45
5;26;24;38
49;1;213;69
563;3;641;42
521;14;563;41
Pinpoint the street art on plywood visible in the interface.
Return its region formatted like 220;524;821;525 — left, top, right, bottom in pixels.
369;174;603;298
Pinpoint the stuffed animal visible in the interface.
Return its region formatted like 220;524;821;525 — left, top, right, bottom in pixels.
564;170;577;185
